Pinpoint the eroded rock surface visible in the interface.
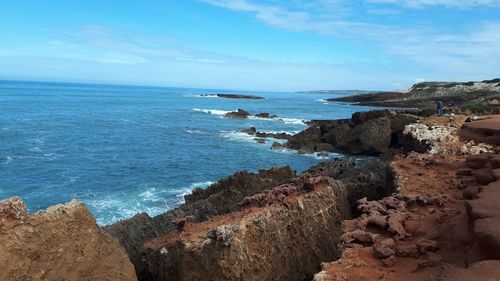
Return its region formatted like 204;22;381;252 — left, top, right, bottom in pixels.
286;110;419;155
0;197;137;281
104;166;295;279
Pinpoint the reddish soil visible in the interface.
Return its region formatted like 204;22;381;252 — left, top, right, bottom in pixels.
314;116;500;281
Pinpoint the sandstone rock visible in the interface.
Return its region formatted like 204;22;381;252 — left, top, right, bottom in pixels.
387;211;409;240
206;224;239;246
417;252;442;269
0;197;137;281
463;185;479;200
357;211;388;230
456;168;473;176
340;229;376;246
473;168;496;185
142;179;352;281
357;197;387;214
403;218;422;235
466;154;490;169
105;167;295;279
396;243;419;257
173;216;194;231
373;238;396;259
416;239;439;254
382;255;396;267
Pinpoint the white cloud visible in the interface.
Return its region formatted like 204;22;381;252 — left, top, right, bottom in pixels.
366;0;500;8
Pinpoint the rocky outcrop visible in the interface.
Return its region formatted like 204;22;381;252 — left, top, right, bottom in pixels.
104;167;295;280
142;177;351;281
131;157;395;281
326;78;500;113
254;112;277;118
241;127;292;140
225;109;251;118
0;197;137;281
286;110;419;155
459;115;500;146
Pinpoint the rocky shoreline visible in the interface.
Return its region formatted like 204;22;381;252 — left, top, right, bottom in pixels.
1;106;499;280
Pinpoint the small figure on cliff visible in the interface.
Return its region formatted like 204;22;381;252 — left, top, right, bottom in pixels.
436;101;444;116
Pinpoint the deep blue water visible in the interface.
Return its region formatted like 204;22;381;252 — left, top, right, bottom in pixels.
0;80;376;225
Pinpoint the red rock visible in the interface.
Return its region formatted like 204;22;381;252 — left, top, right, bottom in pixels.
416;239;439;254
403;218;422;235
491;154;500;169
463;185;479;200
0;197;137;281
382;255;396;267
492;168;500;180
473;168;496;185
340;229;376;246
357;211;388;230
466;154;490;170
373;238;396;259
396;243;419;257
387;211;409;239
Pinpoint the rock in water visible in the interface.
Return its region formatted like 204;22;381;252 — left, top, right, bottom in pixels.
225;109;251;118
0;197;137;281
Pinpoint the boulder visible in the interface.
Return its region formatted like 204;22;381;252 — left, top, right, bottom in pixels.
225;109;250;118
373;238;396;259
340;229;376;246
241;127;257;135
472;168;496;185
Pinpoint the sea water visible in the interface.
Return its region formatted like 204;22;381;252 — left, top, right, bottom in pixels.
0;80;376;225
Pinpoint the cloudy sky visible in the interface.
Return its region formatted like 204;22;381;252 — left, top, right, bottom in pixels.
0;0;499;91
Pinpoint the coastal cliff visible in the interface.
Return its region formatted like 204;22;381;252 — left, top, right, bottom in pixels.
0;198;137;281
327;78;500;114
1;107;498;281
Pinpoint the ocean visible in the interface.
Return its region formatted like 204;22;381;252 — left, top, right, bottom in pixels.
0;80;376;225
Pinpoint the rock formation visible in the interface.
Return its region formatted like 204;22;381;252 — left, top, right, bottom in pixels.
225;109;251;118
0;197;137;281
286;110;419;155
104;166;296;280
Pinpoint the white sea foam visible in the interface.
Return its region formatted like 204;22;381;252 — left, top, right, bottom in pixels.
220;131;260;143
183;129;206;135
316;99;329;104
186;94;219;98
177;181;214;198
193;108;231;116
278;117;308;125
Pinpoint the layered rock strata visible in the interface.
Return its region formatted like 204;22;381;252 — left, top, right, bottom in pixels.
104;167;296;279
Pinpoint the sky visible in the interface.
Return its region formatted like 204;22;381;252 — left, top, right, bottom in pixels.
0;0;499;91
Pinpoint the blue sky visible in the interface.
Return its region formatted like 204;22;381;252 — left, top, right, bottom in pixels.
0;0;499;91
